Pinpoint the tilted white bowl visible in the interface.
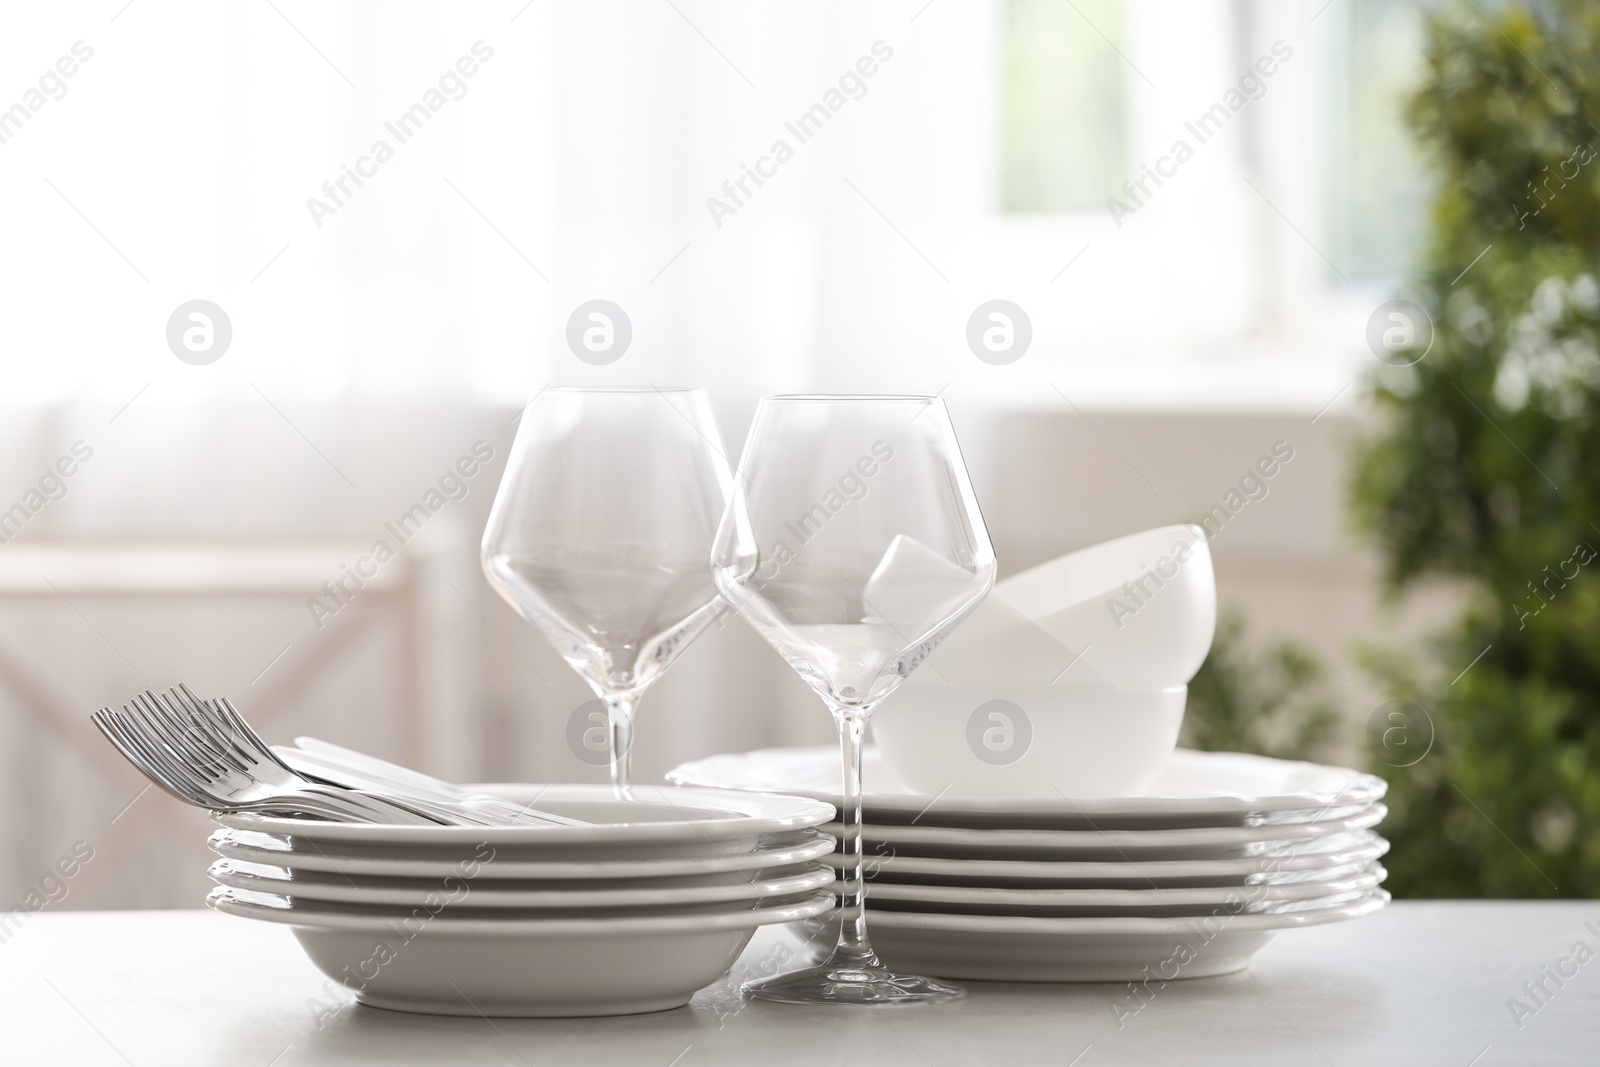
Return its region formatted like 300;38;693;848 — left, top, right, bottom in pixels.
993;524;1216;689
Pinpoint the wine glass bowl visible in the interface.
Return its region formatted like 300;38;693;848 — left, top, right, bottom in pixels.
712;395;996;1004
481;387;732;792
713;398;994;713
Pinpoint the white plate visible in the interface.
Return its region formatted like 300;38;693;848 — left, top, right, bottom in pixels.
210;858;834;910
216;783;834;849
667;747;1385;825
859;886;1379;920
209;827;837;880
846;863;1385;911
858;890;1391;981
824;832;1390;884
821;804;1385;855
208;887;836;1017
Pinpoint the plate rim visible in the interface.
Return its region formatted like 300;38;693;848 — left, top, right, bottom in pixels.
207;886;837;934
216;783;835;844
851;863;1386;906
823;834;1391;878
861;888;1391;934
209;828;839;879
666;746;1388;817
820;804;1387;850
208;859;835;907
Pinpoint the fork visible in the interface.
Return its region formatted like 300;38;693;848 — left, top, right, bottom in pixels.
178;689;581;827
165;685;568;827
96;687;468;825
92;698;436;824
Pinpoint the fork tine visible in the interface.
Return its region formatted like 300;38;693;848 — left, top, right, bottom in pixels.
94;709;212;807
122;694;202;773
92;709;169;785
170;685;263;771
213;695;297;774
153;689;244;772
128;692;225;780
114;707;213;799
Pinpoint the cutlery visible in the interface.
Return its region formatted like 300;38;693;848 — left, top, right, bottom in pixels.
166;687;562;827
93;692;439;824
281;736;586;827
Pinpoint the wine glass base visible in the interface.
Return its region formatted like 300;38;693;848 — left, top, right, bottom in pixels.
744;963;966;1005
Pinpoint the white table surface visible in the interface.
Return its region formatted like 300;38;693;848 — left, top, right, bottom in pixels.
1;902;1594;1066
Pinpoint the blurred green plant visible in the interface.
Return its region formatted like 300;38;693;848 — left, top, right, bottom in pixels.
1352;0;1600;897
1182;608;1344;763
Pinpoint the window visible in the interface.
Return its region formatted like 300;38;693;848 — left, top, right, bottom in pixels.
1001;0;1127;213
1327;0;1434;282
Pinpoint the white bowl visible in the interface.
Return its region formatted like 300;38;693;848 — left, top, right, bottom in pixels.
870;684;1186;798
215;783;834;853
208;857;834;911
208;887;835;1017
994;524;1216;688
208;827;837;881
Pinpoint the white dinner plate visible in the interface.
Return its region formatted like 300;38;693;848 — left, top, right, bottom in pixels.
820;804;1385;855
209;827;837;880
667;746;1385;826
858;890;1391;981
844;862;1385;911
209;857;833;910
208;887;836;1017
823;832;1389;884
216;783;834;850
858;886;1376;919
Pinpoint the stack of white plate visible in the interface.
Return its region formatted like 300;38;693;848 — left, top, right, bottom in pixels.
667;747;1391;981
205;784;836;1016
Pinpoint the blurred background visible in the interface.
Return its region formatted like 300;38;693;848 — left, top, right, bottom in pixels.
3;0;1595;908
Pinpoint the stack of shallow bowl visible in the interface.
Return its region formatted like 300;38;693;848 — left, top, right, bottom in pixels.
667;747;1389;981
205;784;835;1016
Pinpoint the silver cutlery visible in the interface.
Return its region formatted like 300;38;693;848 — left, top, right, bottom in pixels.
280;736;585;827
93;689;439;824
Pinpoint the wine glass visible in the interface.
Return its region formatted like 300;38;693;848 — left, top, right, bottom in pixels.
482;387;732;794
712;395;996;1004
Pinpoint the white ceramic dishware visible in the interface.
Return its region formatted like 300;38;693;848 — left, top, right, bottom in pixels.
855;890;1391;982
209;886;836;1017
209;858;835;911
906;585;1117;688
819;806;1386;855
870;683;1187;797
667;746;1387;826
848;863;1386;912
993;524;1216;689
213;783;834;853
209;827;838;881
822;833;1390;884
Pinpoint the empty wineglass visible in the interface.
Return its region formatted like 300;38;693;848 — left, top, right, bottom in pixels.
712;395;996;1004
482;387;732;794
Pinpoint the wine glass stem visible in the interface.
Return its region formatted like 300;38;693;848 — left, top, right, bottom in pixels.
832;704;878;963
605;691;637;798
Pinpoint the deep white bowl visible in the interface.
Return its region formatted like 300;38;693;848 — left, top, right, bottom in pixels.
870;684;1186;798
215;783;834;853
208;856;834;910
209;887;835;1017
208;827;837;881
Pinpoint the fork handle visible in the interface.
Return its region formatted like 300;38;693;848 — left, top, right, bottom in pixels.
282;741;585;827
276;785;444;825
